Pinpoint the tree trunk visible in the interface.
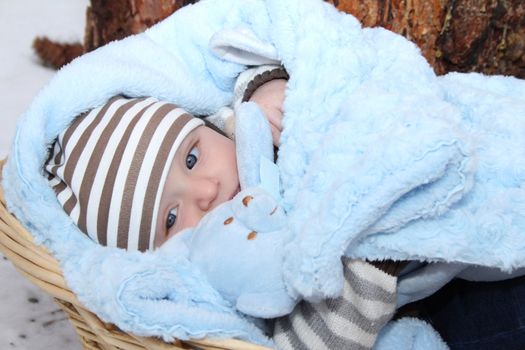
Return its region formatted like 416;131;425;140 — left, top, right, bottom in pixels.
329;0;525;78
84;0;197;52
33;0;196;69
34;0;525;78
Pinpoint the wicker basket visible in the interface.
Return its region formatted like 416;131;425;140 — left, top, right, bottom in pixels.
0;160;271;350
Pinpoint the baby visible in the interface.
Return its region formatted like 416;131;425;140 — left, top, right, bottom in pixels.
45;67;288;252
44;67;303;318
154;69;288;248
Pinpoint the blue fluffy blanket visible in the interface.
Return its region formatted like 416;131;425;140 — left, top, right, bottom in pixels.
3;0;525;346
264;0;525;301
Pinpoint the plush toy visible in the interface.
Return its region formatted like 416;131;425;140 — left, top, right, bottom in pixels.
160;102;298;318
154;102;452;350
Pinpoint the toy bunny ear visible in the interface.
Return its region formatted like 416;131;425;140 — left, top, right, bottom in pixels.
235;102;279;196
209;26;280;65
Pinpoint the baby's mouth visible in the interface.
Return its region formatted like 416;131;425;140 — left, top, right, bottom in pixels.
229;186;241;201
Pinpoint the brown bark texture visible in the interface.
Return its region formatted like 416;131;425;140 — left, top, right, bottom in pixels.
329;0;525;78
32;0;196;69
84;0;197;52
34;0;525;78
32;37;84;69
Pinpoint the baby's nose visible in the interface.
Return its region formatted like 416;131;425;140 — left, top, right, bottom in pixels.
195;178;219;212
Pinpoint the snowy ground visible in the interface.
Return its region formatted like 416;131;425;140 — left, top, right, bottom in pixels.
0;1;88;348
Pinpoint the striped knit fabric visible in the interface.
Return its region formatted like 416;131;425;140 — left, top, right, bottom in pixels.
45;96;203;251
273;259;397;350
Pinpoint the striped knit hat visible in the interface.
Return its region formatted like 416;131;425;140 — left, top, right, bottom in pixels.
45;96;204;251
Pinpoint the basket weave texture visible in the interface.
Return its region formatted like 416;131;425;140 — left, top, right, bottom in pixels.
0;160;270;350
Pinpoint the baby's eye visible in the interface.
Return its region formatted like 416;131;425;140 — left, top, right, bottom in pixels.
186;146;199;170
166;208;178;230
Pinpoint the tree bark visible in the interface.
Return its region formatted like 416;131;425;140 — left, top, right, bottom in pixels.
32;0;196;69
84;0;197;52
32;37;84;69
328;0;525;78
34;0;525;78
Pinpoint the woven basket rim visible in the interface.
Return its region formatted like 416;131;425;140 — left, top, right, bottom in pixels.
0;159;271;350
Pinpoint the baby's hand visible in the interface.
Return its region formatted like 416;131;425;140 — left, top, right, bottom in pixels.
248;79;286;146
231;187;286;233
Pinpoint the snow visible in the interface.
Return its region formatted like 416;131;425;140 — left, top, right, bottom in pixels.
0;1;88;348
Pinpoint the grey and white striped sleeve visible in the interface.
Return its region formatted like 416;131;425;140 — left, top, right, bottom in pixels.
272;259;401;350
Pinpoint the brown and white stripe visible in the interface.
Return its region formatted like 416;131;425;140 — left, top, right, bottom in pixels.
273;259;398;350
45;96;203;251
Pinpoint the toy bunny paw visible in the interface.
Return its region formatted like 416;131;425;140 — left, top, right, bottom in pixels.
236;289;297;318
283;240;345;301
231;187;286;232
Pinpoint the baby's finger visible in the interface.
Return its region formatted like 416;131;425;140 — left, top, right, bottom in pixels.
266;107;283;132
270;124;281;146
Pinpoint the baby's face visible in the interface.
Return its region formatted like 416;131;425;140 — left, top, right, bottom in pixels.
154;125;240;248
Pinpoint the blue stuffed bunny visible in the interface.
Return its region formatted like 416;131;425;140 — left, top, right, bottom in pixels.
156;101;451;350
160;102;299;318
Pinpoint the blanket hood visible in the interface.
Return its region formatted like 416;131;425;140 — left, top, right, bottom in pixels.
2;0;277;345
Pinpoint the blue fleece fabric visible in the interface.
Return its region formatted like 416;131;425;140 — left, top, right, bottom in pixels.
374;318;449;350
257;0;525;301
3;0;275;345
2;0;525;347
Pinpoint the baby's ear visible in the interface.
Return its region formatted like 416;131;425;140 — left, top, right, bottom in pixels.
235;102;274;190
